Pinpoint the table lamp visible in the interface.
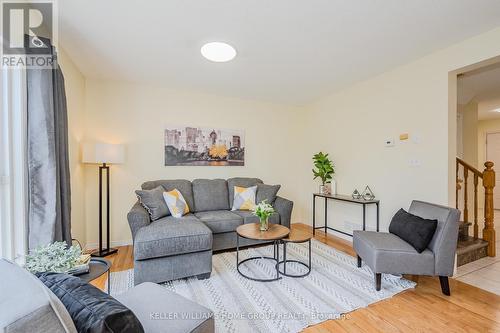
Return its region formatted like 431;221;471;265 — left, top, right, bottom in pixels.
82;143;125;257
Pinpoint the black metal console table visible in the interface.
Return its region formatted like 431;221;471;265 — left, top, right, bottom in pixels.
312;193;380;237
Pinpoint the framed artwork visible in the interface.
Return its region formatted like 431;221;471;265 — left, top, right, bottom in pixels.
164;126;245;166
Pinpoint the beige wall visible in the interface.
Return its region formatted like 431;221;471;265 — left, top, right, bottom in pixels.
478;118;500;165
82;80;307;247
58;48;87;245
301;27;500;235
460;101;479;167
62;27;500;247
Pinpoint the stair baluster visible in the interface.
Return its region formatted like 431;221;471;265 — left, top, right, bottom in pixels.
456;157;496;258
474;174;479;240
483;162;496;257
464;169;469;224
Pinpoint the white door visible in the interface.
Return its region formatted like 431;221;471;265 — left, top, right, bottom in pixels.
486;132;500;209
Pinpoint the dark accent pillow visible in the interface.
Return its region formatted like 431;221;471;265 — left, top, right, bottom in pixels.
389;208;438;253
36;272;144;333
135;186;169;220
256;184;281;204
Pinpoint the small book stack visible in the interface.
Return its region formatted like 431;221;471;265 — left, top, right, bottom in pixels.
67;254;91;275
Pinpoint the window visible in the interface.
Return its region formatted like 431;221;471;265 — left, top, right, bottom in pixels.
0;68;28;262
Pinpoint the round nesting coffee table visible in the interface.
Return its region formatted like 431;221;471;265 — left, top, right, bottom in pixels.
77;258;111;294
277;227;312;278
236;223;290;282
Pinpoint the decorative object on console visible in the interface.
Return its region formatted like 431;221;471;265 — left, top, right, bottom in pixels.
164;125;245;166
82;142;125;257
25;241;82;274
312;152;335;194
231;185;257;211
252;200;276;231
361;185;375;200
163;189;190;218
351;189;361;199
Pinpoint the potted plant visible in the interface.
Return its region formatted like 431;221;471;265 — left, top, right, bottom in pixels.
312;152;335;194
253;200;275;231
25;241;82;273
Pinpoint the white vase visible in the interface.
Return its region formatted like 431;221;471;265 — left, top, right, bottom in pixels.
330;179;337;195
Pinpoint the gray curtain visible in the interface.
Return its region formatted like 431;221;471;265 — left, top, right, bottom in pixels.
27;51;71;249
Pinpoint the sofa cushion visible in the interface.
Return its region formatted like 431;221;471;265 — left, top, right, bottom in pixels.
193;179;229;212
141;180;194;213
231;185;257;211
163;189;190;218
232;210;280;225
115;282;214;333
195;210;243;233
227;177;263;207
389;208;438;253
134;215;212;260
353;230;435;275
0;259;77;333
256;184;281;204
36;272;144;333
135;186;169;220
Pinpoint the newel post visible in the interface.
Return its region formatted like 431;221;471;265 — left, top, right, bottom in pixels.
483;161;496;257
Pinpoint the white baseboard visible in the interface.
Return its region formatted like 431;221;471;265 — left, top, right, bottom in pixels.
84;239;132;251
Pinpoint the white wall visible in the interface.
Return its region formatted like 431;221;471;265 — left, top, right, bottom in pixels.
82;80;307;246
302;27;500;235
58;48;87;246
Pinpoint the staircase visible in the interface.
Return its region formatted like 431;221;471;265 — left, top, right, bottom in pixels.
456;158;496;266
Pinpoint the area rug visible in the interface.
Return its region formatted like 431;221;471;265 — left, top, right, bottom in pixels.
110;239;415;332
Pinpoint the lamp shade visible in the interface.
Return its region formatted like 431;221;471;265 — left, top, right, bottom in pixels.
82;143;125;164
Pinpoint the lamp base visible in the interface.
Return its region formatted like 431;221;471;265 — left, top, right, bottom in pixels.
91;248;118;257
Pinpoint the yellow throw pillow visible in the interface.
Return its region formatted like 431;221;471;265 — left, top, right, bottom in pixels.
231;186;257;211
163;189;190;218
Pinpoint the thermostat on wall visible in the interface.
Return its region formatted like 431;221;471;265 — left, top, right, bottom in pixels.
385;138;395;147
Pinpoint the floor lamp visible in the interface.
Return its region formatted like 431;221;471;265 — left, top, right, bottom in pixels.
83;143;125;257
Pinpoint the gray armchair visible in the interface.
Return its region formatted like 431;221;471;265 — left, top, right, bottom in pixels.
353;200;460;295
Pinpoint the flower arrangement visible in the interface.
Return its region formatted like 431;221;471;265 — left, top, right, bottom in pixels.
25;241;82;274
253;200;275;231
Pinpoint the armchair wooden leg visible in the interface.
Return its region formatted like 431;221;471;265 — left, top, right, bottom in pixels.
357;255;362;268
375;273;381;291
439;276;450;296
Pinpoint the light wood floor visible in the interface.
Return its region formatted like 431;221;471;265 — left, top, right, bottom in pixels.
90;223;500;332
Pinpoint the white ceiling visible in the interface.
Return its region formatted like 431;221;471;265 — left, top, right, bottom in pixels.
458;62;500;119
59;0;500;105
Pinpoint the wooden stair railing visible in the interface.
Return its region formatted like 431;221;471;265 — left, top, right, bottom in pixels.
456;158;496;257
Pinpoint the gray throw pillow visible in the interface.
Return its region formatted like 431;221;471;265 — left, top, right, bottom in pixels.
256;184;281;204
135;186;169;221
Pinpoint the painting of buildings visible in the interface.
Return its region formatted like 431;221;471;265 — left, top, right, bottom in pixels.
164;126;245;166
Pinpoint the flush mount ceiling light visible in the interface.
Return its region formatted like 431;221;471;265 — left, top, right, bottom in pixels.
201;42;236;62
491;108;500;113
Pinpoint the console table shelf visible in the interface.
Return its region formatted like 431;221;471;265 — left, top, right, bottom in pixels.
312;193;380;237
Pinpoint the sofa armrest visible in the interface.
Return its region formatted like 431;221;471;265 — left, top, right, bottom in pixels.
274;196;293;228
127;201;151;241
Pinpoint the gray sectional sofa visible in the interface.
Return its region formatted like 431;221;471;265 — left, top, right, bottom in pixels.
127;177;293;285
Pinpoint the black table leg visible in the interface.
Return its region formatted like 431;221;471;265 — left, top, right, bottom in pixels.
362;204;366;231
236;234;239;264
283;242;287;275
324;197;328;234
312;195;316;235
276;241;280;280
376;202;380;232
